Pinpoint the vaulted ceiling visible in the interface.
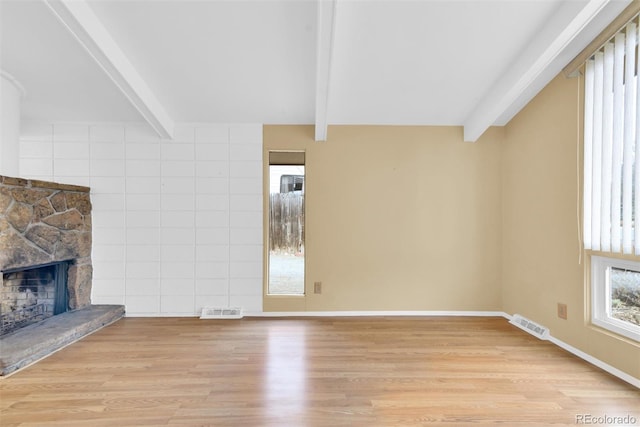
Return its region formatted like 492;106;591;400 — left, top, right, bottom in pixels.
0;0;632;142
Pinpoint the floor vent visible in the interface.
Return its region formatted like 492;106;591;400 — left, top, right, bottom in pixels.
200;307;243;319
509;314;549;340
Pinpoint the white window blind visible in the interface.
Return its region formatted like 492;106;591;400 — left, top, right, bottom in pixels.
584;19;640;255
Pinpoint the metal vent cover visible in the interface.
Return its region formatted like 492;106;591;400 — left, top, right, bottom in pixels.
509;314;550;340
200;307;243;319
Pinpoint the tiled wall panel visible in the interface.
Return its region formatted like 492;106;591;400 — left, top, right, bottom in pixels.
18;122;263;316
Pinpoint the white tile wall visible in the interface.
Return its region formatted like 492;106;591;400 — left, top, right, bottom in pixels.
92;244;127;262
54;158;90;176
228;125;262;313
196;262;229;278
126;160;161;177
125;279;160;296
230;194;262;211
195;228;228;245
196;195;229;211
93;228;126;245
196;210;229;227
230;294;261;312
162;227;196;245
195;279;229;295
162;161;195;177
19;122;53;180
161;295;195;314
161;211;195;227
89;125;125;142
126;295;160;314
87;130;127;308
162;143;195;161
161;279;195;296
91;159;126;177
126;177;161;194
93;211;126;228
20;158;53;180
21;140;53;159
91;194;126;211
94;261;126;279
162;177;195;194
127;228;160;245
94;295;126;306
54;142;90;159
126;194;161;211
195;125;229;144
126;211;160;227
21;122;53;142
171;125;196;143
196;245;230;262
162;194;195;210
127;245;160;262
18;122;263;316
195;295;228;310
92;279;126;296
126;143;161;160
161;245;195;262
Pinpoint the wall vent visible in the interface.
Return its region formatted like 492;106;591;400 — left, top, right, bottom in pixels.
200;307;243;319
509;314;550;340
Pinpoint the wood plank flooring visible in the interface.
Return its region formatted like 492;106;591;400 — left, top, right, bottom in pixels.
1;316;638;426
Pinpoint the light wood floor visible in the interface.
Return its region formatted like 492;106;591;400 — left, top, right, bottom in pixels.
1;317;639;426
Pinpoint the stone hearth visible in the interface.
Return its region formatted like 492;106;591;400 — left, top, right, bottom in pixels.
0;304;124;375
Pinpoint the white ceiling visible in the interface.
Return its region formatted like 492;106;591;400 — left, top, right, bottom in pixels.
0;0;633;141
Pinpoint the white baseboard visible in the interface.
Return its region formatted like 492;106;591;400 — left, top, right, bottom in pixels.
126;310;508;318
244;310;509;317
501;313;639;389
546;335;640;389
125;313;196;317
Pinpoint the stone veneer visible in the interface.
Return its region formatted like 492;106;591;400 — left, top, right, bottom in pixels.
0;175;92;310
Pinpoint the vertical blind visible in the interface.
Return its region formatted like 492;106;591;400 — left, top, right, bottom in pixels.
584;18;640;255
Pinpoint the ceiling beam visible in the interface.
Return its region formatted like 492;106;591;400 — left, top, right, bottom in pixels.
315;0;336;142
462;0;613;143
43;0;174;139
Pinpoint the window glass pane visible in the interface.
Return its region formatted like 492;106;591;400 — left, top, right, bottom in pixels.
268;165;304;295
591;256;640;341
610;267;640;327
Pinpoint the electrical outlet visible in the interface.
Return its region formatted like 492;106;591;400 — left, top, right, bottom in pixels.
314;282;322;294
557;303;567;320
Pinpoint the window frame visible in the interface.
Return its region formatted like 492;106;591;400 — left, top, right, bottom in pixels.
591;255;640;342
266;152;306;297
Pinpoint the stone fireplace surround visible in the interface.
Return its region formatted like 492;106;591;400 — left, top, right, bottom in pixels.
0;175;93;307
0;175;123;375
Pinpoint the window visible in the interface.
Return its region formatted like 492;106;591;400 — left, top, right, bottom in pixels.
591;256;640;341
583;19;639;254
584;17;640;342
267;152;305;295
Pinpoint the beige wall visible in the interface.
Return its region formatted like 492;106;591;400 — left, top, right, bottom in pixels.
263;73;640;380
263;125;503;312
502;74;640;379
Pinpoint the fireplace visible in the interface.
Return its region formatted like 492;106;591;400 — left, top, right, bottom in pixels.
0;175;94;336
1;261;71;335
0;175;124;375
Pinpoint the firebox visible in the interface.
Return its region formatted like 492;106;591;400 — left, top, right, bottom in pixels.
0;261;71;336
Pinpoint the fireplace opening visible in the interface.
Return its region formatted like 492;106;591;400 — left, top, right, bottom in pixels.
0;261;71;336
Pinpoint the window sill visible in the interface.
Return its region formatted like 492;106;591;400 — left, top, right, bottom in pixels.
588;322;640;348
